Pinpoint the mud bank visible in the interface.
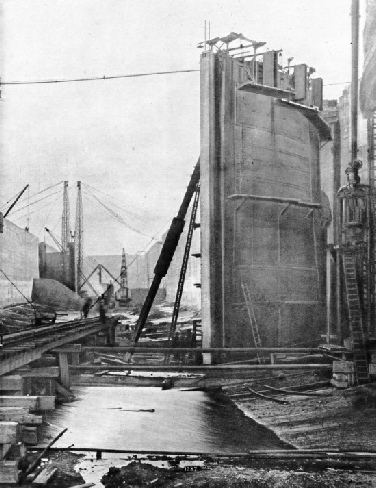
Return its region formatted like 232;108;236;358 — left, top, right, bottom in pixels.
36;451;376;487
223;372;376;450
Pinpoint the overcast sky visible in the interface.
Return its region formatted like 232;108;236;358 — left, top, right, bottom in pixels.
0;0;366;255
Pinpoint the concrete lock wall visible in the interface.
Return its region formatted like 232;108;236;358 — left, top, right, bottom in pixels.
200;51;327;351
0;219;39;307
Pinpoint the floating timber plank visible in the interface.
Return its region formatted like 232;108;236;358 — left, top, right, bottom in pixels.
0;421;20;444
0;460;19;483
69;484;95;488
52;344;82;353
0;375;23;391
20;367;60;378
31;465;57;485
0;396;55;411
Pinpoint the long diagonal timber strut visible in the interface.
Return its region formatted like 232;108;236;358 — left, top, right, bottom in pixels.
134;158;200;342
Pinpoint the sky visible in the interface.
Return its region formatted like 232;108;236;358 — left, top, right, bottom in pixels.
0;0;367;255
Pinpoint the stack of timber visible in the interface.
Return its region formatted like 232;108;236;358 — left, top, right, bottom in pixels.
0;302;56;333
0;394;55;484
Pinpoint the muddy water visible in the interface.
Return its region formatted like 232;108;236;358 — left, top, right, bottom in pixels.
41;387;288;453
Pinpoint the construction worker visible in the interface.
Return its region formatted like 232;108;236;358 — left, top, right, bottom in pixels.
99;294;107;324
82;297;92;319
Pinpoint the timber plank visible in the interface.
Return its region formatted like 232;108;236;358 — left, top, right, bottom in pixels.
32;465;57;485
0;412;42;424
0;396;55;411
0;375;23;391
20;368;60;378
69;484;95;488
0;460;19;483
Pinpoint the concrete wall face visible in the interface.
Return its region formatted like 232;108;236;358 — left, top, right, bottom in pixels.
0;219;39;306
39;242;75;291
200;51;326;349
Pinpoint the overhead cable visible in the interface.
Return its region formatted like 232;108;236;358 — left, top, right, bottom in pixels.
83;182;154;224
83;187;156;241
8;181;63;210
1;69;199;86
10;189;62;215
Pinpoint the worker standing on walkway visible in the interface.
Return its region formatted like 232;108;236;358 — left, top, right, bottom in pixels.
99;294;107;324
82;297;92;319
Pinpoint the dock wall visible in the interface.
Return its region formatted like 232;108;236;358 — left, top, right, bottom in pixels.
0;219;39;307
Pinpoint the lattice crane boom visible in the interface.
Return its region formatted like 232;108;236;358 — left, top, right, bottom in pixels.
61;181;71;252
74;181;84;292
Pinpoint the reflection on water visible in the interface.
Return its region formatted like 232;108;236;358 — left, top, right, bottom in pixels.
41;387;288;454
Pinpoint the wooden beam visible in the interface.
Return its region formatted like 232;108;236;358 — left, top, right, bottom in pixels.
20;367;60;378
0;374;23;391
83;346;322;353
32;465;57;485
52;344;82;353
58;353;70;388
71;364;331;372
0;460;19;483
0;411;42;424
0;396;55;411
0;422;20;444
55;381;75;400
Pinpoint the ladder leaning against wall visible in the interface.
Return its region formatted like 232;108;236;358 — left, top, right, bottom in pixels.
342;252;370;383
241;279;265;364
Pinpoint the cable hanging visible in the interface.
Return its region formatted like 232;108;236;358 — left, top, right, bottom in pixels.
83;182;155;224
83;187;157;241
1;69;199;86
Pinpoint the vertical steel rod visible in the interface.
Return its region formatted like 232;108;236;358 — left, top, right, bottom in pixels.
351;0;360;162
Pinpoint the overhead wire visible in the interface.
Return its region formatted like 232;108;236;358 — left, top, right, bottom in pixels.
83;186;157;241
9;181;63;209
9;189;62;216
1;69;199;86
83;182;155;224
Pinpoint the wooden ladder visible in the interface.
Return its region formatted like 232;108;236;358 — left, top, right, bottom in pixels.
342;252;369;383
241;279;265;364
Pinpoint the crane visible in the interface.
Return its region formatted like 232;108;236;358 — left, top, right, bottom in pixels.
61;181;71;252
45;227;64;253
75;181;84;292
134;158;200;342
